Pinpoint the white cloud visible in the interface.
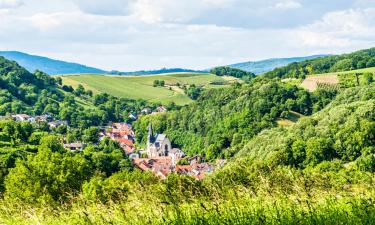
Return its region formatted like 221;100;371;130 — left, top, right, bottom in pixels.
295;8;375;49
72;0;134;15
0;0;22;9
273;0;302;10
0;0;374;71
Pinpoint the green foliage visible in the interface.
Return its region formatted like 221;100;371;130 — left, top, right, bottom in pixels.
153;79;165;87
82;126;99;143
339;72;375;88
184;84;202;100
266;48;375;78
232;84;375;170
4;144;91;204
210;66;255;79
82;170;157;203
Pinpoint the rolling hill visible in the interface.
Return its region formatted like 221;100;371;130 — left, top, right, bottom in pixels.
0;51;203;76
0;51;330;77
228;55;328;74
0;51;106;75
60;73;238;105
265;47;375;79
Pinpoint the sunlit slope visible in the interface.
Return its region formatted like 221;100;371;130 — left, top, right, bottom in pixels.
61;73;236;105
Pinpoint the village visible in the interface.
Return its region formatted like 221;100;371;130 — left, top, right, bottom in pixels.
0;105;225;180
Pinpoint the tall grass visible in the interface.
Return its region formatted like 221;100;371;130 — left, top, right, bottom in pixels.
0;189;374;224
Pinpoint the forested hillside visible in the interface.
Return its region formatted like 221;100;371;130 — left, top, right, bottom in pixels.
135;77;337;159
228;55;327;74
0;51;106;75
218;84;375;181
265;48;375;78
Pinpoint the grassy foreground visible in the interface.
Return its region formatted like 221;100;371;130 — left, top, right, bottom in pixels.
0;171;374;225
61;73;236;105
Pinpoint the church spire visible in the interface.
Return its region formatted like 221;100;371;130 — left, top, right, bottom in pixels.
147;122;153;144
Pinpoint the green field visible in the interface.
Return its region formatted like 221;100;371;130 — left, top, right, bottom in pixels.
61;73;237;105
307;67;375;77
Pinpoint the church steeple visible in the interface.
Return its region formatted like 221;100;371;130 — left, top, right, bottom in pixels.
147;123;154;144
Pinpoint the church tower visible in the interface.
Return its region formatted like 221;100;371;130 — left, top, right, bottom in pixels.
146;123;154;157
147;123;153;145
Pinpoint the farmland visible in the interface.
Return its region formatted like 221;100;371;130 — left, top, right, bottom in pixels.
299;67;375;91
61;73;237;105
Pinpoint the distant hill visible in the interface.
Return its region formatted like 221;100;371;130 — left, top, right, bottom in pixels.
0;51;107;75
109;68;204;76
228;55;328;74
264;47;375;79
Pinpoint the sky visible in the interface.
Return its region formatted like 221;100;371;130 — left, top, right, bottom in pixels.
0;0;374;71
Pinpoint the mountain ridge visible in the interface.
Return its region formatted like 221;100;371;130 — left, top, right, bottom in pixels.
0;50;330;76
0;51;107;75
227;55;329;74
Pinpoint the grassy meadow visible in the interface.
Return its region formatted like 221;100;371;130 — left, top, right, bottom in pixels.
61;73;236;105
306;66;375;77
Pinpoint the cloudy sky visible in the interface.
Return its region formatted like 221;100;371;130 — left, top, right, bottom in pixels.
0;0;374;71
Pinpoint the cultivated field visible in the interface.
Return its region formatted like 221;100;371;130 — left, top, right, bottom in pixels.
300;75;339;92
61;73;236;105
300;67;375;91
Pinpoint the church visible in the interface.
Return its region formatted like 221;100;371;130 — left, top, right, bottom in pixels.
146;123;172;158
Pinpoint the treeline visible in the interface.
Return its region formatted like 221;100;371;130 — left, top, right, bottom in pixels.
134;78;338;160
265;47;375;78
210;66;255;80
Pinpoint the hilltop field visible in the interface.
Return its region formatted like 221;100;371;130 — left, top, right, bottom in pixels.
283;67;375;92
60;73;238;105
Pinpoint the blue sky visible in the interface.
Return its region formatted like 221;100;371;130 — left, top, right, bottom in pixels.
0;0;374;71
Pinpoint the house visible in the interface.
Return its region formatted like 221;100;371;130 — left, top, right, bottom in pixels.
103;122;136;155
156;105;167;113
12;114;34;122
146;123;172;158
35;114;52;122
133;157;173;179
118;139;135;154
141;108;151;114
129;153;140;159
48;120;68;128
169;148;186;166
191;163;214;180
175;165;193;175
63;143;86;151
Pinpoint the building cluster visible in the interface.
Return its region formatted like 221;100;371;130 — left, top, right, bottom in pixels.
0;113;68;128
132;124;225;180
3;112;225;180
100;122;136;155
130;105;168;120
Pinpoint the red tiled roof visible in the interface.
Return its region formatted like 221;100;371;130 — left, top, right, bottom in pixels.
118;139;134;146
176;165;193;173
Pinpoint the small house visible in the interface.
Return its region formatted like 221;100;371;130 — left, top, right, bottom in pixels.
63;143;86;151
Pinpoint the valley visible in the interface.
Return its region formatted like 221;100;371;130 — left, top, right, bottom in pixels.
0;48;373;224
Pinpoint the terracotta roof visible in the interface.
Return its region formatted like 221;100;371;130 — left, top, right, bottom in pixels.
118;139;134;146
176;165;192;173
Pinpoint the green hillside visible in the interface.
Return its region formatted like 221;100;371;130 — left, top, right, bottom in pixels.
61;73;237;105
265;47;375;78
